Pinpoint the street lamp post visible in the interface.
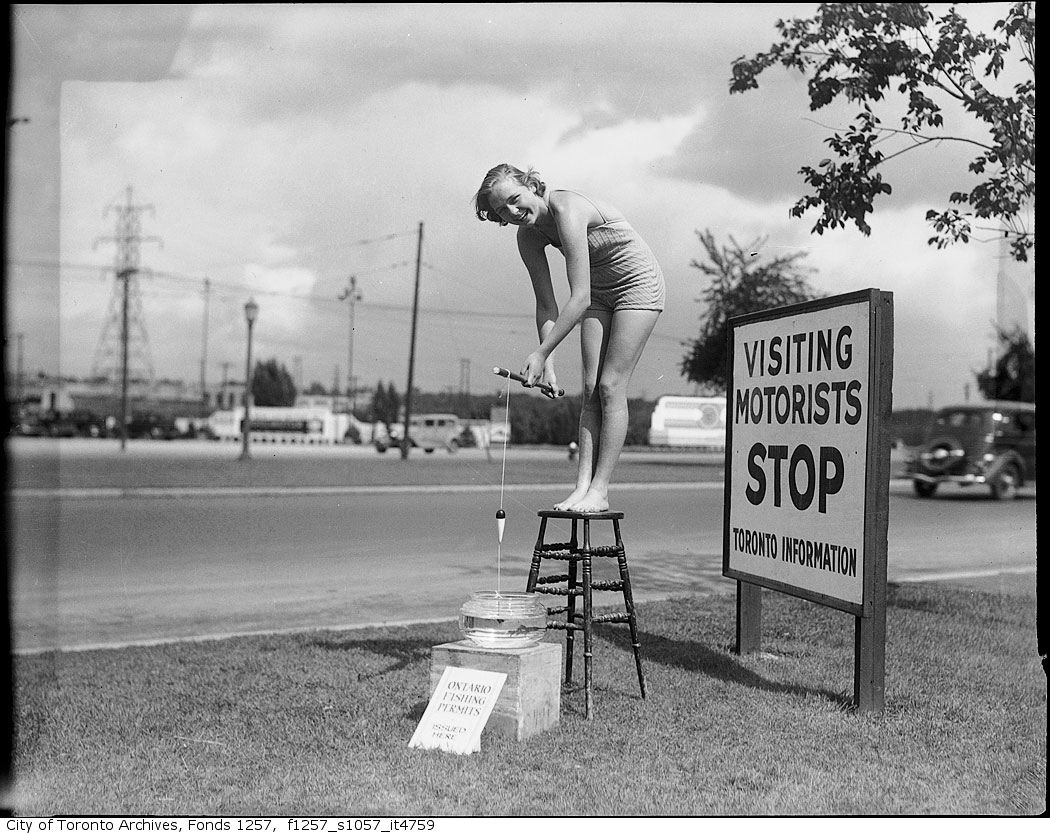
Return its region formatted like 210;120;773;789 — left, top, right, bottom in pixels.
239;297;259;460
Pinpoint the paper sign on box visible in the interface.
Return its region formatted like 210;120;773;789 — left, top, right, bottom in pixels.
408;665;507;755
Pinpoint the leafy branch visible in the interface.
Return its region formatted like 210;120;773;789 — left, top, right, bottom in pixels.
730;2;1034;261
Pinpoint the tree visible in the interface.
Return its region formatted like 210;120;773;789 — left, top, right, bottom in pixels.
371;382;387;426
372;381;401;430
250;359;297;407
680;230;822;391
303;381;328;395
975;326;1034;402
730;3;1034;261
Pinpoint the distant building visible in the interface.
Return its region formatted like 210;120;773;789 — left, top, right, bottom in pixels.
295;391;374;414
7;373;376;425
489;405;510;444
202;378;245;412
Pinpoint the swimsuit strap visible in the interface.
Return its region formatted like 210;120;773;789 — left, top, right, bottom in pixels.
550;188;613;225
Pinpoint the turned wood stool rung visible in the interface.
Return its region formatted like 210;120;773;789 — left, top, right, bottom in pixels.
535;574;571;585
525;509;646;719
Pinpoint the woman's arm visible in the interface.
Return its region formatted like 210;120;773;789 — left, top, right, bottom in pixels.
518;192;593;385
516;229;559;344
516;229;562;394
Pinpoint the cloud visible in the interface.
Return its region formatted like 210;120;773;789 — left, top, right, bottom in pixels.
13;5;193;81
538;111;701;180
12;3;1027;406
165;4;816;123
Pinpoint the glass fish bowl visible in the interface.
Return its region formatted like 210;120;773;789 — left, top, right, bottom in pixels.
459;591;548;648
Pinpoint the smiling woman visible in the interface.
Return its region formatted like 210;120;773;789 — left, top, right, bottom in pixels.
473;163;665;513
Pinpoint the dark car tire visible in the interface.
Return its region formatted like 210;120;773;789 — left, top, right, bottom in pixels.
989;464;1020;501
913;480;938;498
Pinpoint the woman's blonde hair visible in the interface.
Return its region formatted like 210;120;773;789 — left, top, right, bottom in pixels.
473;163;546;225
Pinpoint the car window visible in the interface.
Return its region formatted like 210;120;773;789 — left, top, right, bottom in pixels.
936;411;985;429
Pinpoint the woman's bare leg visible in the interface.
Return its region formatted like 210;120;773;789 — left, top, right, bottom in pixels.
554;310;610;510
570;309;660;513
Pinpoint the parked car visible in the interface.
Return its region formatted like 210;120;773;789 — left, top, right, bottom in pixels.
905;401;1036;500
374;413;462;454
65;410;112;438
43;415;81;437
11;414;47;437
126;412;180;440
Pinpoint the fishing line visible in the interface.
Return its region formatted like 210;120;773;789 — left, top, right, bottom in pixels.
495;372;511;596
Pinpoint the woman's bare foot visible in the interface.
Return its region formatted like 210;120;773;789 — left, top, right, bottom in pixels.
554;486;590;511
570;487;609;514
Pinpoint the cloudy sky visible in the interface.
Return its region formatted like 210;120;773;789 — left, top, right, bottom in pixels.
6;3;1032;408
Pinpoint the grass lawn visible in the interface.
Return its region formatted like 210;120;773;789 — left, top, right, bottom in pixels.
9;582;1045;816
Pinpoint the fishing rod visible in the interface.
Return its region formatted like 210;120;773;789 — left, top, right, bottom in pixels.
492;366;565;398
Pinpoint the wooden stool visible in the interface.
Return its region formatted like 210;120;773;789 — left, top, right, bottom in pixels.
525;509;645;718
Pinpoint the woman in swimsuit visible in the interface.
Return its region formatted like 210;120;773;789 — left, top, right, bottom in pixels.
473;163;665;513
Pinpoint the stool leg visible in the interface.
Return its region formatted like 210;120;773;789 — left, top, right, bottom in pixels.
613;518;645;699
564;518;578;685
526;516;548;593
582;519;594;720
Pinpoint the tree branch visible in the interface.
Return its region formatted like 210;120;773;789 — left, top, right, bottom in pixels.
873;125;1034;175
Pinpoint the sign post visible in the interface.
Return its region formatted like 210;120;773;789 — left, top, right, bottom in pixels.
723;289;893;712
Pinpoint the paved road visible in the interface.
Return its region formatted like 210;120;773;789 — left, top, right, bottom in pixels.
7;440;1037;653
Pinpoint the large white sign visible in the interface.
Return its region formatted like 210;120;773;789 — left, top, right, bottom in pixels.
726;299;872;607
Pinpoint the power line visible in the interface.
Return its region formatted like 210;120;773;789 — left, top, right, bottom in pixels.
189;230;417;273
7;256;415;305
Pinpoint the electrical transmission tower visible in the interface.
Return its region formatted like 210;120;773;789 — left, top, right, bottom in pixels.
459;357;471;415
91;185;162;388
459;358;471;396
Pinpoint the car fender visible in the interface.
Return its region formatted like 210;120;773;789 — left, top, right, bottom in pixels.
983;450;1025;484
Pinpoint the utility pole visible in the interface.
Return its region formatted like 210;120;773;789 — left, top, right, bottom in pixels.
338;275;362;414
15;333;24;405
92;185;162;451
200;277;211;417
401;221;424;460
220;361;231;409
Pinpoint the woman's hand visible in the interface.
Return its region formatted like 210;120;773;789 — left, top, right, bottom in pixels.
520;351;545;388
521;352;560;398
539;358;560;399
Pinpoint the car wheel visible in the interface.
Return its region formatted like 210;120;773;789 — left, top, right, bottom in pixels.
989;465;1019;501
447;438;458;453
913;480;937;498
424;447;435;454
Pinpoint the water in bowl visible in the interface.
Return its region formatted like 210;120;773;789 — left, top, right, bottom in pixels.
459;591;548;648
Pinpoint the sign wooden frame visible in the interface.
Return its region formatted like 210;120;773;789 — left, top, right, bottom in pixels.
722;288;893;712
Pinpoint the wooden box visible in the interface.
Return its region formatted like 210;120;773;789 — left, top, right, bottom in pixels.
429;640;561;741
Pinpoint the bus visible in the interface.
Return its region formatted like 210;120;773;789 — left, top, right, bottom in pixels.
647;395;727;450
208;406;351;444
